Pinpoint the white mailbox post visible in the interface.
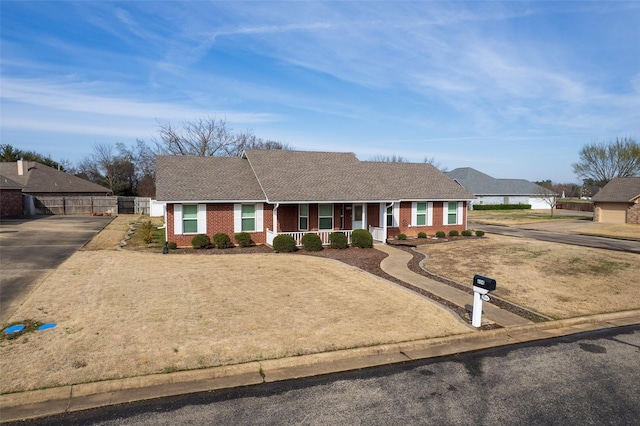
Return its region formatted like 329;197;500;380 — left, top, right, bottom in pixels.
472;275;496;328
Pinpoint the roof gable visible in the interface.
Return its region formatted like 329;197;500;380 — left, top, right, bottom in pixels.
592;177;640;202
155;156;266;201
0;161;111;194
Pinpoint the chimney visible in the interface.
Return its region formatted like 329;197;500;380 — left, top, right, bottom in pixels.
17;159;25;176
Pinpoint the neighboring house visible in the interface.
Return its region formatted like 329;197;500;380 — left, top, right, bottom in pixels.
0;174;24;218
156;150;475;246
447;167;552;209
0;160;112;215
591;177;640;224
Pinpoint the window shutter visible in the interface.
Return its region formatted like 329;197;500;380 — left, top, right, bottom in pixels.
234;204;242;233
197;204;207;233
427;202;433;226
255;203;263;232
411;202;417;226
443;202;448;225
174;204;183;235
457;202;464;225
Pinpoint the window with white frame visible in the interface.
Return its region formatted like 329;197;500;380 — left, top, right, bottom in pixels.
447;202;457;225
241;204;256;232
318;204;333;230
386;205;394;227
299;204;308;231
416;202;427;226
174;204;206;235
182;205;198;233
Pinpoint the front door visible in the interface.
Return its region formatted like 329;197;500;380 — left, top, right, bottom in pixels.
353;204;364;230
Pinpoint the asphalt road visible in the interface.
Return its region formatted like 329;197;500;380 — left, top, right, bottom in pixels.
470;222;640;254
18;324;640;425
0;215;113;323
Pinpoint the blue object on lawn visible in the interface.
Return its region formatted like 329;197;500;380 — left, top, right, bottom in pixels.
38;323;57;331
3;324;26;334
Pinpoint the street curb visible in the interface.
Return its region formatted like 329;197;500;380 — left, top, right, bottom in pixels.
2;310;639;423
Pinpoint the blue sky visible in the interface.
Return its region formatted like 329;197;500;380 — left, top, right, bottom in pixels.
1;1;639;183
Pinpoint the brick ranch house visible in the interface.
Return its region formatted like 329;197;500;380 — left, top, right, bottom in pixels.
156;150;475;247
591;176;640;224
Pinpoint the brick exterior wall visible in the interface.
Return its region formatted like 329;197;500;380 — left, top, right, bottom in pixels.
628;201;640;224
166;201;469;246
0;190;23;218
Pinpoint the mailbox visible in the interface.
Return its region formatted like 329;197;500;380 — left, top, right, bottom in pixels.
473;275;496;292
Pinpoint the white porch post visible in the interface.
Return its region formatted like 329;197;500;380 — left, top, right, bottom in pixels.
273;203;279;233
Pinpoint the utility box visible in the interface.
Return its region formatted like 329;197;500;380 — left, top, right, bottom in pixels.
473;275;496;292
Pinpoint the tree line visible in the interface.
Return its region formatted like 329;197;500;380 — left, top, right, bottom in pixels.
1;118;637;198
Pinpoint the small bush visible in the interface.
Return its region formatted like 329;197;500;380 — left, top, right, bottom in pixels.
473;204;531;211
397;233;407;240
139;220;155;244
475;230;485;237
301;232;323;251
213;233;232;249
351;229;373;248
167;241;178;250
329;232;348;249
191;234;211;249
461;230;472;237
449;230;459;237
273;234;297;252
234;232;252;247
417;232;427;239
435;231;446;238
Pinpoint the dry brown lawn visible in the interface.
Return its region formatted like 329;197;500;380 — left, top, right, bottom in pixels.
1;239;470;394
417;234;640;319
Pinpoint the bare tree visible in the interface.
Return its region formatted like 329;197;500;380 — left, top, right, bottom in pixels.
572;137;640;187
423;156;448;172
369;154;406;162
535;183;560;217
77;143;136;195
154;117;291;157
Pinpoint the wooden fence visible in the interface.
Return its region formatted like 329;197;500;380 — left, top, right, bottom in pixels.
29;196;151;215
556;201;594;212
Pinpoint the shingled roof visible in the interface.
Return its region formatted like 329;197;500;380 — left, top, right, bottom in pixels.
0;174;23;190
156;150;474;203
155;156;266;202
0;161;111;194
591;177;640;202
447;167;547;195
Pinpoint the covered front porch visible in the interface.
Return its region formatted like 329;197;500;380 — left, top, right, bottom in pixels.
265;202;392;246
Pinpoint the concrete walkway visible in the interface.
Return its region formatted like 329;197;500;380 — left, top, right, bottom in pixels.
376;244;533;327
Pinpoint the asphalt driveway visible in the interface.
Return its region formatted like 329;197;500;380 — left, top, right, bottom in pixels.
0;215;113;323
470;222;640;254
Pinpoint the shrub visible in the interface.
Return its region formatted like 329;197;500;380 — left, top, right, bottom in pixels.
139;220;155;244
397;233;407;240
417;232;427;239
449;230;459;237
473;204;531;211
273;234;297;252
191;234;211;249
234;232;252;247
435;231;446;238
329;232;348;249
301;232;323;251
475;230;485;237
351;229;373;248
461;230;473;237
167;242;178;250
213;233;232;249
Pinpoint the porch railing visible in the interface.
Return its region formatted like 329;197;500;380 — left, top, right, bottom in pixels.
369;226;386;242
266;229;354;246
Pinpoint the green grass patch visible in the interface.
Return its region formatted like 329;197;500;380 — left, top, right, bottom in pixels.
1;319;44;342
566;257;631;275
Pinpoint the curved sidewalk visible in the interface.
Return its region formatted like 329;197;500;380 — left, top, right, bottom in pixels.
375;244;533;327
